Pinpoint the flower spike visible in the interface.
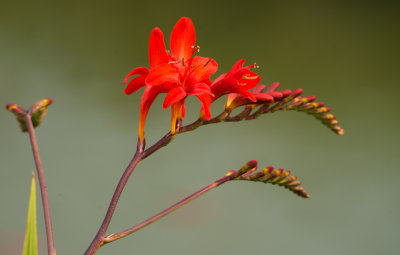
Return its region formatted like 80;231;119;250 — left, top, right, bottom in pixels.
219;82;344;136
124;17;344;140
222;161;310;198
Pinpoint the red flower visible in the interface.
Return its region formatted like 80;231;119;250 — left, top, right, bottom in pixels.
210;59;261;102
124;17;268;141
124;17;218;140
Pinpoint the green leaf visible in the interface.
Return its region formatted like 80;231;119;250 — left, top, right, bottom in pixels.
22;173;38;255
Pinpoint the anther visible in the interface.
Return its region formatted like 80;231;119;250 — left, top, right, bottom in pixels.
191;45;200;52
204;58;212;67
168;60;183;65
250;63;259;69
242;74;259;80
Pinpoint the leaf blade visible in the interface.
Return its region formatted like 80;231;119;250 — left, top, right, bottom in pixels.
22;173;38;255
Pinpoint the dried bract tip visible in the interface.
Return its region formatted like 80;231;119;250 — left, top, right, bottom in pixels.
6;103;28;132
225;170;237;177
316;107;330;113
29;98;54;129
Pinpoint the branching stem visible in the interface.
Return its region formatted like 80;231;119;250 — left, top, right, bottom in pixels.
84;93;338;254
84;108;260;255
103;173;233;244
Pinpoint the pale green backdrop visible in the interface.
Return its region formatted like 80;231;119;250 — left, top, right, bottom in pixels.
1;0;399;254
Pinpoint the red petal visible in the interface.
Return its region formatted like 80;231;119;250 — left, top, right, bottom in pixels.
124;76;146;95
146;63;179;86
123;67;149;84
237;88;257;102
187;56;218;85
237;70;260;90
170;17;195;61
194;93;212;120
188;83;212;119
149;27;170;68
226;59;245;77
209;78;235;100
163;86;187;109
187;82;213;96
181;102;186;118
139;86;161;140
226;93;247;109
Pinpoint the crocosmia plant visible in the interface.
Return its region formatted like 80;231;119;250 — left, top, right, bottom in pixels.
6;17;343;255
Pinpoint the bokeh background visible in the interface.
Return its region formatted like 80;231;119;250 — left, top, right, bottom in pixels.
1;0;399;254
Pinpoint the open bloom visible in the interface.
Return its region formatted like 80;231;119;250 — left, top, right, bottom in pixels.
124;17;217;140
210;59;261;102
124;17;266;141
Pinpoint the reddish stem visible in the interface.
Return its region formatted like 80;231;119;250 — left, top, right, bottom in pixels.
84;108;255;254
24;114;55;255
102;174;233;245
84;140;144;255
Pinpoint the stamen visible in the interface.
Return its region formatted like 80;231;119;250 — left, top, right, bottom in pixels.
242;74;259;80
168;60;183;65
191;45;200;52
250;63;259;69
182;58;185;66
204;58;212;67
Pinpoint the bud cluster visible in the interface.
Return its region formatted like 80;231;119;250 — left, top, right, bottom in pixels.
285;96;344;135
224;160;309;198
223;82;343;136
6;98;53;132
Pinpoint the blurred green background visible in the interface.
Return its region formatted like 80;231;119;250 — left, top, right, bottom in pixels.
1;0;399;254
